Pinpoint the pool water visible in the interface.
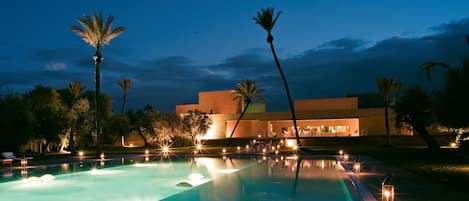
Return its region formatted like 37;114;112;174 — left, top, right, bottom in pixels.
0;156;357;201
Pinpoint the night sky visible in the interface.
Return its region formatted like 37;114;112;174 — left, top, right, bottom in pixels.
2;0;469;112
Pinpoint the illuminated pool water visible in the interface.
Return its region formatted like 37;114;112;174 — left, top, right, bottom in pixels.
0;157;358;201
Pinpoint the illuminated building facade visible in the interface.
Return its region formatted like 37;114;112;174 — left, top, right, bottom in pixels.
176;90;412;140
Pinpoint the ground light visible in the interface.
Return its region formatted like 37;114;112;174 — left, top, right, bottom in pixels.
196;143;203;153
382;183;395;201
353;162;361;174
343;154;349;161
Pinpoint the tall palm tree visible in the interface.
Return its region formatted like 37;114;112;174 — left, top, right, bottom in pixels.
254;8;300;146
70;13;125;156
376;77;400;145
226;80;264;146
418;62;455;81
67;81;84;155
117;79;132;113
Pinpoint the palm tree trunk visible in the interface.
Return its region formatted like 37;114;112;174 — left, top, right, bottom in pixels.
94;47;103;158
384;102;390;145
121;93;127;113
412;118;439;150
226;101;251;146
269;42;300;146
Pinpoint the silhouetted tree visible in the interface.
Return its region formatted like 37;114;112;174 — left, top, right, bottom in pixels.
117;79;132;113
254;8;300;145
393;86;439;150
226;80;264;146
376;77;400;145
70;13;125;157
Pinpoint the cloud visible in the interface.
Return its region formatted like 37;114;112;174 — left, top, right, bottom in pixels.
4;18;469;112
44;62;67;71
318;38;367;50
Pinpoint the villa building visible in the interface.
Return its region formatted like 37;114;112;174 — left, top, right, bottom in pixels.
176;90;412;140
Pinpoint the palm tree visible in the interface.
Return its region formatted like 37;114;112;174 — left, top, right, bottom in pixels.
67;81;84;155
226;80;264;146
254;8;300;146
70;13;125;156
117;79;132;113
376;77;400;145
418;62;455;81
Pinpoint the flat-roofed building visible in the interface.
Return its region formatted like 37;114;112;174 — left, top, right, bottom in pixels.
175;90;412;140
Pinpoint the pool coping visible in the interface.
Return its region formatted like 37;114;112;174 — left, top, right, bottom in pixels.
337;156;377;201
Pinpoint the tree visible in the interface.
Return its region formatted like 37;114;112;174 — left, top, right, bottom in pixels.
104;113;131;144
26;86;67;153
419;60;469;129
117;79;132;113
127;109;149;147
393;86;439;150
67;81;84;154
182;110;212;145
70;13;125;157
33;106;68;153
226;80;264;146
376;77;400;145
69;99;94;150
0;94;33;153
254;8;300;146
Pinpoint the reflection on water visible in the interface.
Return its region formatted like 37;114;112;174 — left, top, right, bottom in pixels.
164;157;354;201
0;156;355;201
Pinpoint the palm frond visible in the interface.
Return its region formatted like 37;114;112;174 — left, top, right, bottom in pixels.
253;8;281;33
71;13;125;48
233;79;265;104
117;79;132;92
418;62;453;81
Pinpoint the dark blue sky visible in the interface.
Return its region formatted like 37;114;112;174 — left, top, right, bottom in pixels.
2;1;469;112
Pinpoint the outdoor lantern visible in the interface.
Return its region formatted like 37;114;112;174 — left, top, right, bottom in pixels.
339;150;344;156
222;148;226;154
237;146;241;152
100;152;105;160
344;154;349;161
353;162;361;174
382;183;395;201
20;159;28;167
78;151;84;157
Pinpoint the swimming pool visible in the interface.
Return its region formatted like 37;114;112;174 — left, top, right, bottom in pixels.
0;156;359;201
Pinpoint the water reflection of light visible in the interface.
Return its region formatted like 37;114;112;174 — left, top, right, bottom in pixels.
188;172;204;180
89;169;124;175
61;163;70;173
217;169;238;173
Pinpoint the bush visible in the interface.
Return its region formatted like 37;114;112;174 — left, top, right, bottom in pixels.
171;135;192;147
